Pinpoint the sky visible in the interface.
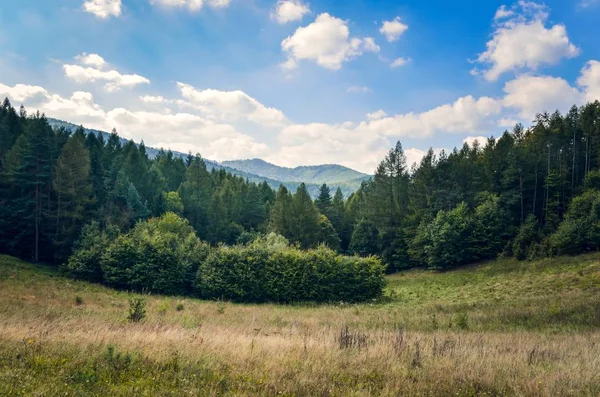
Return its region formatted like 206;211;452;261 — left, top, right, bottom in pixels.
1;0;599;173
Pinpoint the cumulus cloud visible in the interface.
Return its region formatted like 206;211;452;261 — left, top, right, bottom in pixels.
82;0;122;19
367;109;387;120
474;1;579;81
577;60;600;102
63;53;150;92
379;17;408;42
281;13;380;70
390;57;411;68
4;55;600;173
503;74;584;119
272;0;310;24
75;53;107;68
176;83;287;126
494;5;514;20
149;0;230;11
0;83;49;103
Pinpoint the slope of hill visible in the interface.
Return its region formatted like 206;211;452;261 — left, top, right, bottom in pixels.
48;118;370;198
222;158;370;185
1;253;600;395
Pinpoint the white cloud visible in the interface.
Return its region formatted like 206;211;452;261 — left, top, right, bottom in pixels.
75;53;107;69
149;0;230;11
363;37;381;53
63;53;150;92
494;5;514;20
503;74;583;119
281;13;379;70
475;1;579;81
0;83;49;103
272;0;310;24
390;57;411;68
140;95;167;104
4;54;599;173
577;60;600;102
347;86;371;93
379;17;408;42
176;82;287;126
82;0;122;19
367;109;387;120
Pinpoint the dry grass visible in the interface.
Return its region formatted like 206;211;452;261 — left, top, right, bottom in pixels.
1;254;600;396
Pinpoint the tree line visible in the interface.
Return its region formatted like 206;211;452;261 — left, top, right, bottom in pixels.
2;98;600;276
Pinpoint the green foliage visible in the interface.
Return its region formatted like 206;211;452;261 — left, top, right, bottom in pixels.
52;132;95;262
101;212;210;295
60;222;118;283
127;297;146;323
162;191;184;215
349;219;380;257
317;214;341;251
549;190;600;255
196;244;385;303
426;203;476;270
512;215;541;260
584;170;600;191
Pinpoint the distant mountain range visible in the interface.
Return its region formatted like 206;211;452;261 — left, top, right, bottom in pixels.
48;119;371;198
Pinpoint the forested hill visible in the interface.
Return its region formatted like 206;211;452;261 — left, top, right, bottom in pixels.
47;118;369;198
222;159;370;185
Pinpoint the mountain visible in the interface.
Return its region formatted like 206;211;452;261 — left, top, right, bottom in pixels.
47;118;371;198
221;158;370;185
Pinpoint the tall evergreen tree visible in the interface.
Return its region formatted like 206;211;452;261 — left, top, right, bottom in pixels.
52;132;94;262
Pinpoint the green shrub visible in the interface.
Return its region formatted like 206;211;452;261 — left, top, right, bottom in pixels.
427;203;476;270
127;297;146;323
512;215;540;260
196;244;385;303
102;227;205;295
550;190;600;256
68;213;210;295
60;222;118;282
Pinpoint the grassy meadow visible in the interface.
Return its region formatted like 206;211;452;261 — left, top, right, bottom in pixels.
1;253;600;396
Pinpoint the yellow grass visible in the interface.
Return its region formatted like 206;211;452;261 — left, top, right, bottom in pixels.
1;254;600;396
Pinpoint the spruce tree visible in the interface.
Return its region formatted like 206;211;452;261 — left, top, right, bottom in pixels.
52;133;94;262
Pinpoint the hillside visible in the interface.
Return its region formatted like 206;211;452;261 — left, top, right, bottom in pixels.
47;118;370;198
222;158;370;185
1;253;600;396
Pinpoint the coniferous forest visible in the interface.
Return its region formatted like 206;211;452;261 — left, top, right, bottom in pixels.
2;98;600;301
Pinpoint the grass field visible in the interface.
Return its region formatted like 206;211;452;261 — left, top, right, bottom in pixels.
1;253;600;396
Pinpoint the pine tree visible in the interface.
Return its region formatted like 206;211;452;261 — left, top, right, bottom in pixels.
269;185;293;239
52;133;94;262
2;114;55;261
317;214;341;251
179;156;212;239
315;184;333;217
290;183;321;248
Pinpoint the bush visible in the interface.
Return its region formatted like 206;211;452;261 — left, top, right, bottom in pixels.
60;222;119;282
101;212;211;295
427;203;476;270
550;190;600;255
65;213;210;295
127;297;146;323
512;214;541;260
196;244;385;303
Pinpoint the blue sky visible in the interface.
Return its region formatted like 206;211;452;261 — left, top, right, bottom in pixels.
1;0;599;172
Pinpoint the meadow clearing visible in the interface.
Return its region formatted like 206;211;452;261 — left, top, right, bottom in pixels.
1;253;600;396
